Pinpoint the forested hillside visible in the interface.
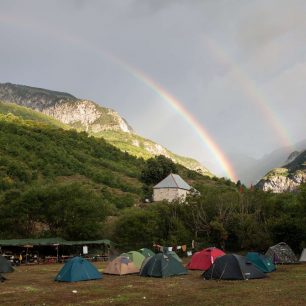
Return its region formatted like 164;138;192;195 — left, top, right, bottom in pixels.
1;110;306;253
0;83;211;175
0;112;229;241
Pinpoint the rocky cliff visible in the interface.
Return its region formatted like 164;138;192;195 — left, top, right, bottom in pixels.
256;150;306;192
0;83;133;134
0;83;211;176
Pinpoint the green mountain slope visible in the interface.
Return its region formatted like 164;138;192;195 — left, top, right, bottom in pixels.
0;101;68;129
0;113;143;205
0;82;212;176
94;130;211;176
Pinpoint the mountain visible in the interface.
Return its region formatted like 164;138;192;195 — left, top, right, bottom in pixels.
230;139;306;185
256;150;306;193
0;82;211;176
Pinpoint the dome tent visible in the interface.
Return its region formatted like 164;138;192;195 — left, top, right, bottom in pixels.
0;255;14;273
187;247;225;271
299;249;306;262
121;251;145;269
55;257;102;282
163;250;182;262
265;242;297;264
246;252;276;273
203;254;266;280
104;255;139;275
0;273;6;282
138;248;155;258
140;253;187;278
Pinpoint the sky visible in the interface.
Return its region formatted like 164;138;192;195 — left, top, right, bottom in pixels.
1;0;306;179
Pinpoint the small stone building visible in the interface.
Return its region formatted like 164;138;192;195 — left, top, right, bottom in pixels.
153;173;193;202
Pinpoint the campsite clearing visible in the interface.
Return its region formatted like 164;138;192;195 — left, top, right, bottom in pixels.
1;261;306;305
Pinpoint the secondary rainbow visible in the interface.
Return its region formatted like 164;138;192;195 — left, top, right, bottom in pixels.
203;34;292;148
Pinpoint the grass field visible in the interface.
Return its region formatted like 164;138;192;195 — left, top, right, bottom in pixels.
1;261;306;306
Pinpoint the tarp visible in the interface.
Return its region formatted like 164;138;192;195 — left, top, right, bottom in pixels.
203;254;266;280
246;252;276;273
55;257;102;282
0;238;113;247
187;247;225;271
0;255;14;273
104;256;139;275
140;253;187;278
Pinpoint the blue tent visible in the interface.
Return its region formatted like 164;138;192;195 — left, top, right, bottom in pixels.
55;257;102;282
246;252;276;273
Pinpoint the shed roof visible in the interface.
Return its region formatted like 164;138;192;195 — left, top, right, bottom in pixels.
0;238;113;247
153;173;192;190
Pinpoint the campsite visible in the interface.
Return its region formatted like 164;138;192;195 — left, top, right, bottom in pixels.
1;260;306;305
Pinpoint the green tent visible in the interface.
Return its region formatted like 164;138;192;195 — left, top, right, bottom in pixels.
55;257;102;282
121;251;145;269
246;252;276;273
140;253;187;278
164;250;182;262
138;248;155;258
0;255;14;273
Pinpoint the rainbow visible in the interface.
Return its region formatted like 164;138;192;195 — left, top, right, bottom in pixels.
105;55;238;181
0;13;294;179
0;14;238;180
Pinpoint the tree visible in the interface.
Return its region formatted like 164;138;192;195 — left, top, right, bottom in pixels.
140;155;178;185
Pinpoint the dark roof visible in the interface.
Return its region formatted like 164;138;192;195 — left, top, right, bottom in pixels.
153;173;192;190
0;238;113;247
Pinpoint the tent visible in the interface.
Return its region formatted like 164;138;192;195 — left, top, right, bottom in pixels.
121;251;145;269
104;255;139;275
187;247;225;271
246;252;276;273
203;254;266;280
265;242;298;264
55;257;102;282
140;253;187;278
0;273;6;282
138;248;155;258
163;250;182;262
0;255;14;273
299;249;306;262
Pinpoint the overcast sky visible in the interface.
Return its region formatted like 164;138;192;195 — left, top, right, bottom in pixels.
1;0;306;177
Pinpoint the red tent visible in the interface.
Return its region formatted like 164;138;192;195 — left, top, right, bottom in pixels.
187;247;225;271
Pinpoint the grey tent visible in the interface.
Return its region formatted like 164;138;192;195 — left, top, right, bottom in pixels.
203;254;266;280
0;255;14;273
140;253;187;278
299;249;306;262
0;273;6;282
265;242;297;264
163;250;182;262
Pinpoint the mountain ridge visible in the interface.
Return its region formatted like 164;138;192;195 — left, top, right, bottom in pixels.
0;83;212;176
256;150;306;192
